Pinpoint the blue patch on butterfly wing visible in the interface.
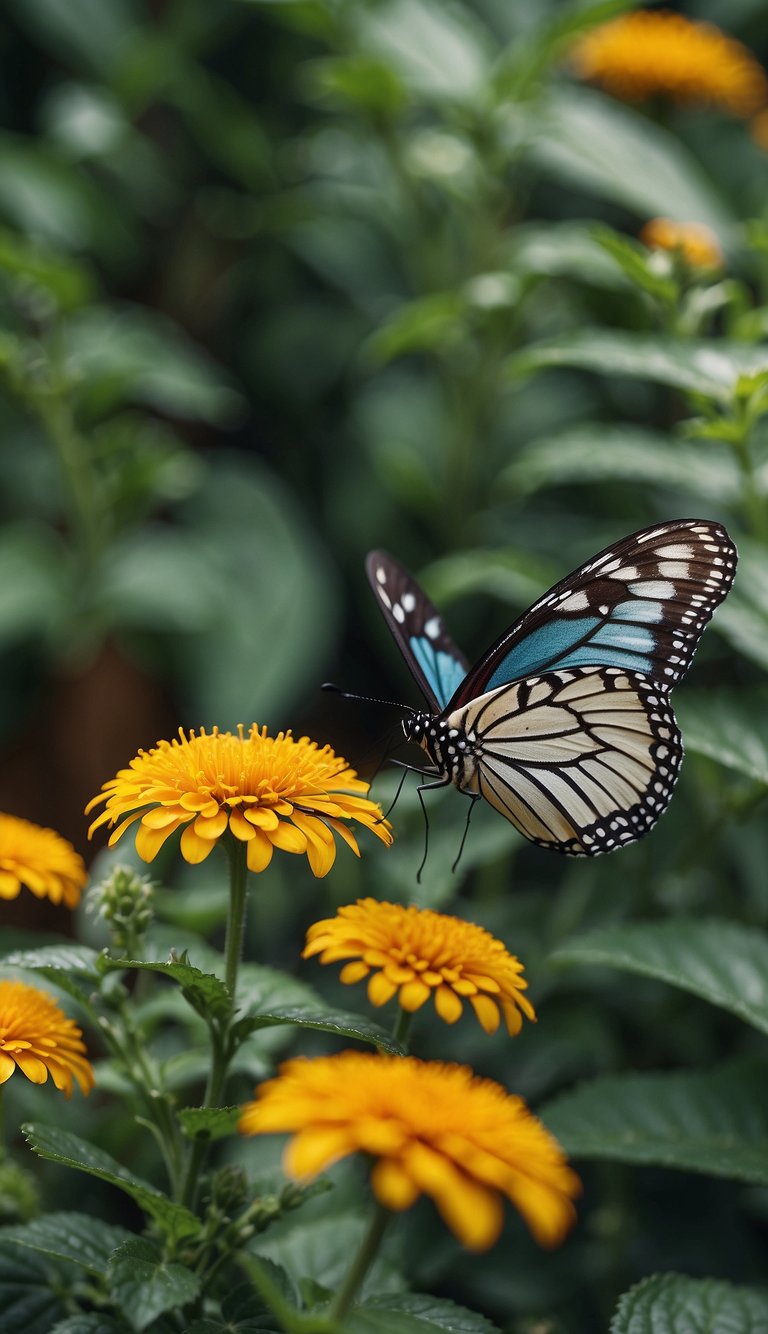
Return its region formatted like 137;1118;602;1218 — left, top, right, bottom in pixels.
484;617;602;689
410;638;467;710
611;600;665;624
554;645;654;672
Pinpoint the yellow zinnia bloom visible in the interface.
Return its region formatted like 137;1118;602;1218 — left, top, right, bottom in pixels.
0;813;87;909
0;979;94;1097
303;898;535;1035
239;1052;580;1251
86;726;392;878
640;217;723;269
570;10;768;119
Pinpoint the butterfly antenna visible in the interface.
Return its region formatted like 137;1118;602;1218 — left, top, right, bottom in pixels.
451;794;480;875
322;682;416;716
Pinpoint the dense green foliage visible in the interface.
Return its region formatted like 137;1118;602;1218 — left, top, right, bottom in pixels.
2;0;768;1330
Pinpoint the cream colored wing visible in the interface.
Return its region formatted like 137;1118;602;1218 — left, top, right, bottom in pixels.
448;667;682;855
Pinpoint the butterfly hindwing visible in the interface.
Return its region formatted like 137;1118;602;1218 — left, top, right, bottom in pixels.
447;520;737;709
366;550;469;712
447;666;683;855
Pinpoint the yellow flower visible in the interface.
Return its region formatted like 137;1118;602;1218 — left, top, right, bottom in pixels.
640;217;723;269
86;726;392;878
239;1052;580;1251
0;979;94;1097
303;898;535;1035
0;813;87;909
570;10;768;119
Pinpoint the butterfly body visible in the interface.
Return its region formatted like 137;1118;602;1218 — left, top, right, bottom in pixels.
367;520;736;859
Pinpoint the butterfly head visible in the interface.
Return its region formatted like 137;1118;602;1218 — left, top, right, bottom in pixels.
402;713;428;746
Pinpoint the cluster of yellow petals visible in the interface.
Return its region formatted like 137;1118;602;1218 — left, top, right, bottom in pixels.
0;979;94;1097
0;813;87;910
86;726;392;878
240;1051;579;1251
570;10;768;119
304;898;535;1035
640;217;723;270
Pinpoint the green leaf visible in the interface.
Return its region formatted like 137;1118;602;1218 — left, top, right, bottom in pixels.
509;221;634;290
676;690;768;786
611;1273;768;1333
0;1241;68;1334
591;226;678;302
107;957;231;1022
107;1239;200;1333
715;597;768;675
177;1106;242;1143
355;0;492;101
509;330;768;403
348;1293;499;1333
1;945;104;1009
64;305;244;424
499;425;740;502
533;86;733;230
2;944;102;978
50;1319;127;1334
367;293;465;364
541;1059;768;1183
0;225;93;310
174;456;339;725
256;1210;401;1296
236;1006;405;1055
0;1213;134;1278
551;919;768;1035
185;1273;295;1333
22;1125;199;1243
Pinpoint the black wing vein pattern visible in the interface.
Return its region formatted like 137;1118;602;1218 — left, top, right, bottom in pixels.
450;667;683;855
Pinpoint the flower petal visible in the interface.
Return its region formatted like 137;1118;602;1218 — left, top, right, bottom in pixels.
246;830;274;873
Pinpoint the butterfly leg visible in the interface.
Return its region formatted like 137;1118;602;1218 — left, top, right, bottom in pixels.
451;792;481;875
415;774;453;883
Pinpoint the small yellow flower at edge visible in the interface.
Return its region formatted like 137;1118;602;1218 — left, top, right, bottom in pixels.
86;726;392;878
303;898;535;1035
569;10;768;120
0;813;87;909
0;979;94;1097
640;218;723;270
239;1051;580;1252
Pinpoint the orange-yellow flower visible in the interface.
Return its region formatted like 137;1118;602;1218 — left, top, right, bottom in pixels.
86;726;392;878
0;813;87;909
239;1052;580;1251
570;10;768;119
303;898;535;1035
640;217;723;269
0;979;94;1097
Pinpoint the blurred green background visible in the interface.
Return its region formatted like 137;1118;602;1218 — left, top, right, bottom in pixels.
3;0;768;1327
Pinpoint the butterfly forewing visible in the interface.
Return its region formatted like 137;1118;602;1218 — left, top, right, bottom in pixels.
366;550;469;712
447;520;737;709
446;667;683;855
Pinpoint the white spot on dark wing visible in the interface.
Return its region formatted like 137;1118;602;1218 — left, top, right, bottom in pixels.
401;592;416;612
376;566;387;584
424;616;441;640
393;603;405;624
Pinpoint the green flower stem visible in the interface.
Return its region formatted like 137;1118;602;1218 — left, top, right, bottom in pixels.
328;1201;391;1324
224;838;249;999
101;1002;185;1196
180;839;250;1209
36;387;105;575
391;1008;413;1053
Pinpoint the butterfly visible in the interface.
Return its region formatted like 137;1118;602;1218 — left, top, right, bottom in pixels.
366;520;737;859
